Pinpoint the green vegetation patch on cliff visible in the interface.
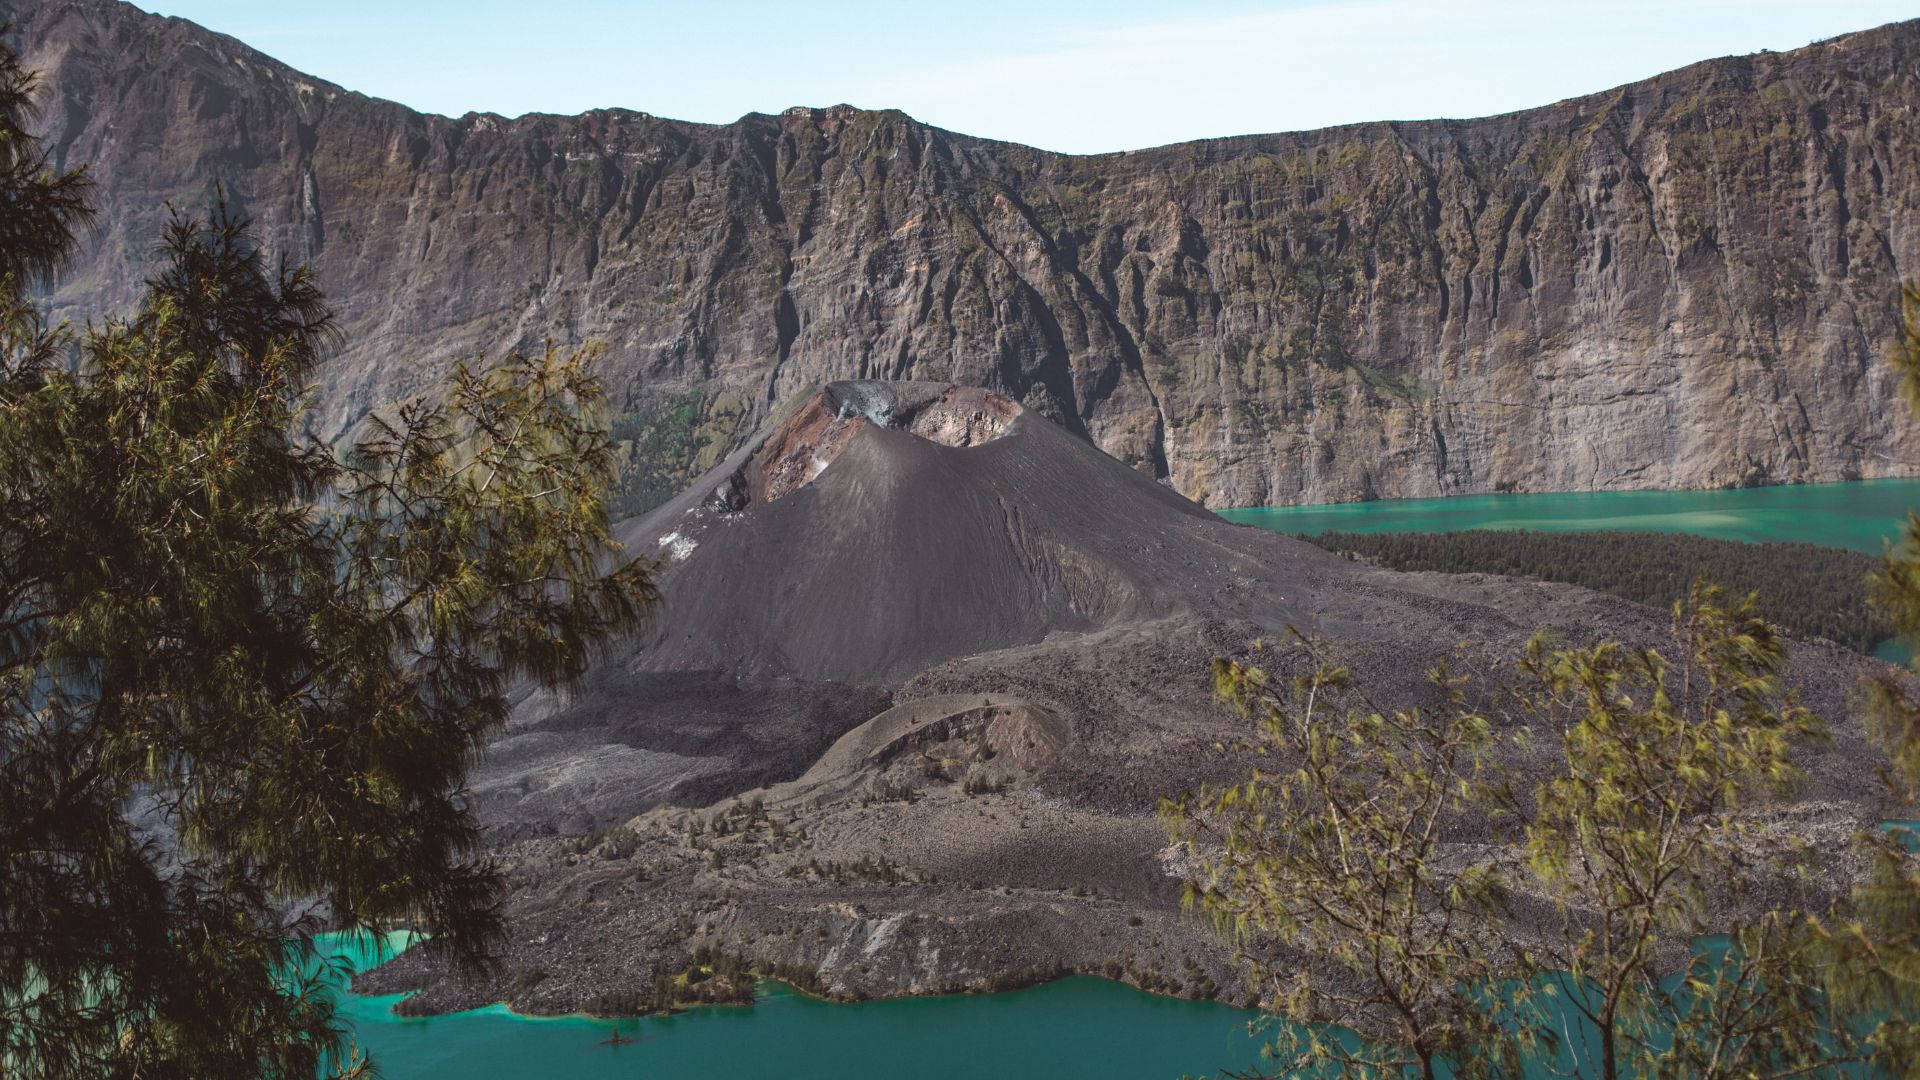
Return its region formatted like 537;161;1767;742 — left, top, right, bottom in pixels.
610;391;750;518
1302;529;1886;653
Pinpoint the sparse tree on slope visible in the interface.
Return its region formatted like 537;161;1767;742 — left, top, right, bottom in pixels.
1518;584;1837;1080
1163;642;1527;1080
0;41;656;1079
1175;585;1863;1079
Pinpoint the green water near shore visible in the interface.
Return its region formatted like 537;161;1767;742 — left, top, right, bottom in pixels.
308;935;1768;1080
1219;478;1920;555
1229;478;1920;666
316;934;1269;1079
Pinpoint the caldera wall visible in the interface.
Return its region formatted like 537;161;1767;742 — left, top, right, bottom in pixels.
11;1;1920;507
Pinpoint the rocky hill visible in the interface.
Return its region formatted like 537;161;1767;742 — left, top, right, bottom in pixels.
9;0;1920;508
615;381;1308;682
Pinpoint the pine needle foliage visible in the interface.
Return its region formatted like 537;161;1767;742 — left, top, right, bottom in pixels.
1828;279;1920;1074
1170;585;1862;1079
1654;909;1863;1080
1163;642;1528;1080
0;35;90;291
1517;584;1834;1080
0;42;656;1079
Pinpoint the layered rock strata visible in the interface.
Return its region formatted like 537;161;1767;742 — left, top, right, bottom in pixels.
9;2;1920;507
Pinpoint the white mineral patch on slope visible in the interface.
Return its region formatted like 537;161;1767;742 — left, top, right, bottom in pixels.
658;531;696;561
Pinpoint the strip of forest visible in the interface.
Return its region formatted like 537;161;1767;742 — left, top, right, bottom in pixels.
1301;529;1891;654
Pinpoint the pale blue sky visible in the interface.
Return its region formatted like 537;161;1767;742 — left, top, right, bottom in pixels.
138;1;1918;154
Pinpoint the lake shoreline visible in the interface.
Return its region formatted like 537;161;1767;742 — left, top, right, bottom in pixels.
344;966;1247;1027
323;934;1275;1079
1214;471;1920;513
327;478;1918;1078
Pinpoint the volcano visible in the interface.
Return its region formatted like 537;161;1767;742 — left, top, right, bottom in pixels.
380;381;1897;1016
619;380;1329;682
471;379;1887;830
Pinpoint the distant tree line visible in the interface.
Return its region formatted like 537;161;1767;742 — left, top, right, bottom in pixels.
1302;528;1888;653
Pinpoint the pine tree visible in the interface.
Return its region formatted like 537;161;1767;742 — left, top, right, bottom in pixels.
0;42;656;1078
1172;586;1858;1079
1519;585;1833;1080
1830;280;1920;1074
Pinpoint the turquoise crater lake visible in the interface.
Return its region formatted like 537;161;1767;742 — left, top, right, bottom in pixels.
318;934;1269;1079
1218;477;1920;555
1224;478;1920;664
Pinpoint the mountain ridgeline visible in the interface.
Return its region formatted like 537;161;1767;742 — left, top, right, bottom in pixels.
11;0;1920;509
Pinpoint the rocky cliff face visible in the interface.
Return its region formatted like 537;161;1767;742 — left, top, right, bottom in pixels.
10;0;1920;508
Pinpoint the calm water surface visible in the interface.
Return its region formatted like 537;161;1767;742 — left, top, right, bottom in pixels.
318;934;1269;1080
1225;478;1920;663
1219;478;1920;554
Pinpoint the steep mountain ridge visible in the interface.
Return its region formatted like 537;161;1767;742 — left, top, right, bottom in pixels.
10;0;1920;507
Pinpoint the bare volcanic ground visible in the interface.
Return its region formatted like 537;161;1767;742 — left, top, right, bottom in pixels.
362;382;1901;1014
616;380;1296;683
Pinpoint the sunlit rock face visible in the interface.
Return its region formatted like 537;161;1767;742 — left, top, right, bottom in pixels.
12;2;1920;507
708;382;1021;511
